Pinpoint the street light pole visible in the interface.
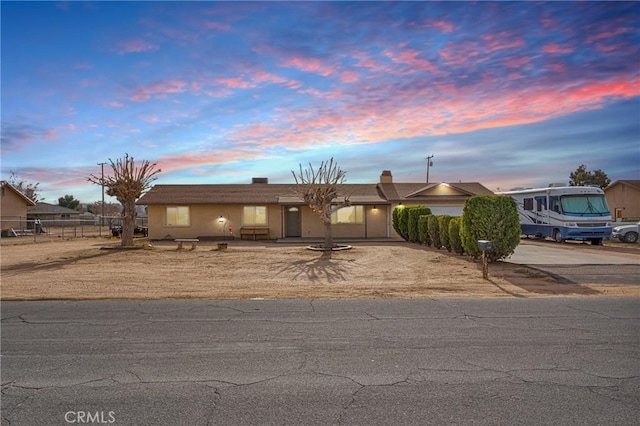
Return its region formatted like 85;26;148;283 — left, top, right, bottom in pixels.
426;155;434;183
98;162;106;236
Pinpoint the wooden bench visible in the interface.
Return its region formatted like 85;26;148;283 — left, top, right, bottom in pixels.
239;227;269;240
10;228;33;237
175;238;199;250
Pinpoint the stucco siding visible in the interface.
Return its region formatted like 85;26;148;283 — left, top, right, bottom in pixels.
0;188;30;229
606;185;640;220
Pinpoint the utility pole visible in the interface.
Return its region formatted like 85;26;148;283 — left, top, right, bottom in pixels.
98;162;107;236
426;155;434;183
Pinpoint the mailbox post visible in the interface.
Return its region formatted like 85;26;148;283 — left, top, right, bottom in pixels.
477;240;493;279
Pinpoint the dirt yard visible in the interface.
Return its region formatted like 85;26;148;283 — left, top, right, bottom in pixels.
1;237;637;300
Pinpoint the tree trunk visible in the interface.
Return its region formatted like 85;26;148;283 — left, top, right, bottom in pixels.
323;206;333;252
120;199;136;247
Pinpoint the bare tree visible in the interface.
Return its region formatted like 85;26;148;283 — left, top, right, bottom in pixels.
9;171;42;202
88;154;160;247
292;158;349;252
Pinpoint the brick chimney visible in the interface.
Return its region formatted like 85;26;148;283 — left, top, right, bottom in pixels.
380;170;393;183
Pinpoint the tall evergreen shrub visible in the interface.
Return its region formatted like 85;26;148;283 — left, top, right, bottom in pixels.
448;217;464;255
392;207;402;238
395;206;411;240
460;195;520;261
427;215;440;248
418;215;431;245
408;207;432;243
438;215;454;252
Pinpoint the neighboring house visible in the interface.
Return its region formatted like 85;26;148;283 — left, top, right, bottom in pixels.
605;180;640;221
137;171;494;240
0;180;36;230
27;202;81;226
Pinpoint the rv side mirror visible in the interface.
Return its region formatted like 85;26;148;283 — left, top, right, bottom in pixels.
477;240;493;251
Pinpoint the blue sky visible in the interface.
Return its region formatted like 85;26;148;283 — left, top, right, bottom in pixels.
1;1;639;203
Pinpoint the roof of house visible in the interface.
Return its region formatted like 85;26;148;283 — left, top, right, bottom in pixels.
605;180;640;191
0;180;37;206
27;202;80;215
137;181;494;206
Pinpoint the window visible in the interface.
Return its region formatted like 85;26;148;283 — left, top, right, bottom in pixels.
560;195;609;214
523;198;534;211
331;205;364;224
243;206;267;226
535;196;546;212
166;206;190;226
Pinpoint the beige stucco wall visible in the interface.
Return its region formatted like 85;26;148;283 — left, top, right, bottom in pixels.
606;184;640;221
0;188;30;229
147;204;390;240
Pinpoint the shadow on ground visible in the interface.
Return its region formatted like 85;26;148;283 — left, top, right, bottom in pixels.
273;252;354;283
489;262;601;296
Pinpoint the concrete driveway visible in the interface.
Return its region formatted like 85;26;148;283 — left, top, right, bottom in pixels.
508;241;640;285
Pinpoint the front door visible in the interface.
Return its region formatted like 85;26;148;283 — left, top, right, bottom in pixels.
285;206;301;237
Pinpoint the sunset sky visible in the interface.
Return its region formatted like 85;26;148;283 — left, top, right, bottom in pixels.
2;1;639;204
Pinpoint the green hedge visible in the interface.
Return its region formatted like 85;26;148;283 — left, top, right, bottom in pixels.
392;207;403;239
460;195;520;261
418;215;431;245
408;207;432;243
448;217;464;255
394;207;411;240
438;215;454;252
427;215;440;248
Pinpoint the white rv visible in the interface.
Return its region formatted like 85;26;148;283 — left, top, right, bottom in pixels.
499;186;612;245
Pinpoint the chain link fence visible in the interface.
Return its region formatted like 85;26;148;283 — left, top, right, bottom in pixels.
1;216;147;239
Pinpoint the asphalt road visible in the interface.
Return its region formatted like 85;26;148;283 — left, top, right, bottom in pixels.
2;298;639;425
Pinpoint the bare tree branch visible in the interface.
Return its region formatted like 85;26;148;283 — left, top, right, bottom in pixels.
292;158;349;251
88;154;160;247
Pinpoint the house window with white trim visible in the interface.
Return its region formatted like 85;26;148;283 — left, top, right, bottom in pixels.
331;205;364;224
166;206;190;226
243;206;267;226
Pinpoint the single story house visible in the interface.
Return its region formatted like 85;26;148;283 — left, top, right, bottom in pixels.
136;170;494;240
604;180;640;221
27;202;81;226
0;180;36;230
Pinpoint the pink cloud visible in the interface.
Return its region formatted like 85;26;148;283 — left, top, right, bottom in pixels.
109;101;125;108
216;71;640;155
115;39;159;55
503;56;532;68
424;19;455;33
205;21;231;31
281;57;336;77
542;43;574;54
384;48;438;73
216;77;254;89
480;32;525;53
131;79;189;101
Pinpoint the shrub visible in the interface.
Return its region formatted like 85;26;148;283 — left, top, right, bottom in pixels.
408;207;432;243
427;215;440;248
460;195;520;261
392;207;402;238
448;217;464;255
393;206;410;240
438;215;454;252
418;215;431;245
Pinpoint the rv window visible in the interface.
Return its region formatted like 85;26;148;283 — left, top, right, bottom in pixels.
536;196;547;211
550;196;561;213
523;198;534;211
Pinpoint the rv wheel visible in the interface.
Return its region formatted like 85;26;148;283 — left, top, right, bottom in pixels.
553;230;564;243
